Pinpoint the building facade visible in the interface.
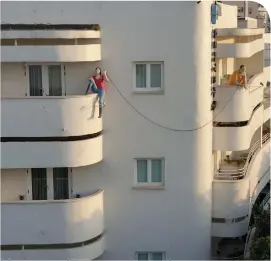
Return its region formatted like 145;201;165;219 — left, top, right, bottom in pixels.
1;1;270;260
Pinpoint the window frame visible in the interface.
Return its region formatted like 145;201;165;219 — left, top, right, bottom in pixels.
134;158;165;189
135;251;166;260
133;62;164;93
25;63;65;96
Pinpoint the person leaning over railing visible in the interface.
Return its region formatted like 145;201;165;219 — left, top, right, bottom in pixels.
227;65;248;89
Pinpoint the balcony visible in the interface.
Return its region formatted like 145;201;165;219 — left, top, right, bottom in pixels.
212;135;270;238
214;133;270;181
1;94;103;168
213;74;265;151
213;103;264;151
213;81;264;123
1;190;105;260
217;38;264;58
1;28;101;62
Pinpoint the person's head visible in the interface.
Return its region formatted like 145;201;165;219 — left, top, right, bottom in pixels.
95;67;102;76
239;65;246;73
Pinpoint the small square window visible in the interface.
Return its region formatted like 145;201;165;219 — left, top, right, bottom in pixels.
134;62;164;92
134;159;165;189
136;252;165;260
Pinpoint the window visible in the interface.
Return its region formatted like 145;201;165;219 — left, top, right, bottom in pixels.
134;62;163;91
27;64;65;96
238;7;244;13
31;168;47;200
53;168;69;200
135;159;164;187
136;252;165;260
248;7;252;15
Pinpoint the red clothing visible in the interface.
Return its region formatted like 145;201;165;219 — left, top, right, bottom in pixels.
93;75;105;90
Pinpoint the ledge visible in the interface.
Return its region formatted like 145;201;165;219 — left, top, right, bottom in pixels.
217;28;265;36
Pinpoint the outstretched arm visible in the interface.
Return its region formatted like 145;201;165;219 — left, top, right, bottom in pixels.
103;71;110;82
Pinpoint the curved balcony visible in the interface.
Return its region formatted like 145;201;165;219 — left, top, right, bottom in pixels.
212;137;270;237
213;73;265;151
1;190;105;260
1;95;103;168
213;85;263;123
217;38;264;58
214;133;270;180
1;45;101;62
213;104;264;151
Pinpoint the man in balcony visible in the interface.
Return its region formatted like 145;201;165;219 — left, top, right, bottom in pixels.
227;65;248;88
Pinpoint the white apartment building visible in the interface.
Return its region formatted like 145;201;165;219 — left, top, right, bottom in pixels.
1;1;270;260
227;1;270;32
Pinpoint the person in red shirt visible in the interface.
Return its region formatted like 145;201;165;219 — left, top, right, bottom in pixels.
86;67;109;118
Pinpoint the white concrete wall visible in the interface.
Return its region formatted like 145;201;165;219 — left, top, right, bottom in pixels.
2;237;105;261
236;51;264;76
1;190;104;260
1;45;101;63
1;190;104;244
217;38;264;58
1;136;102;168
216;4;238;29
213;83;263;123
1;169;28;201
212;180;250;219
0;1;229;259
213;105;264;151
2;95;102;137
1;63;27;97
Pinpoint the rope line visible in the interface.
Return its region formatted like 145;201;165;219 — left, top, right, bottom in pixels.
107;75;263;132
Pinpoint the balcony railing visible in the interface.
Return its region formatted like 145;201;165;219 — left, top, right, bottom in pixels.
260;190;270;209
215;133;270;180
